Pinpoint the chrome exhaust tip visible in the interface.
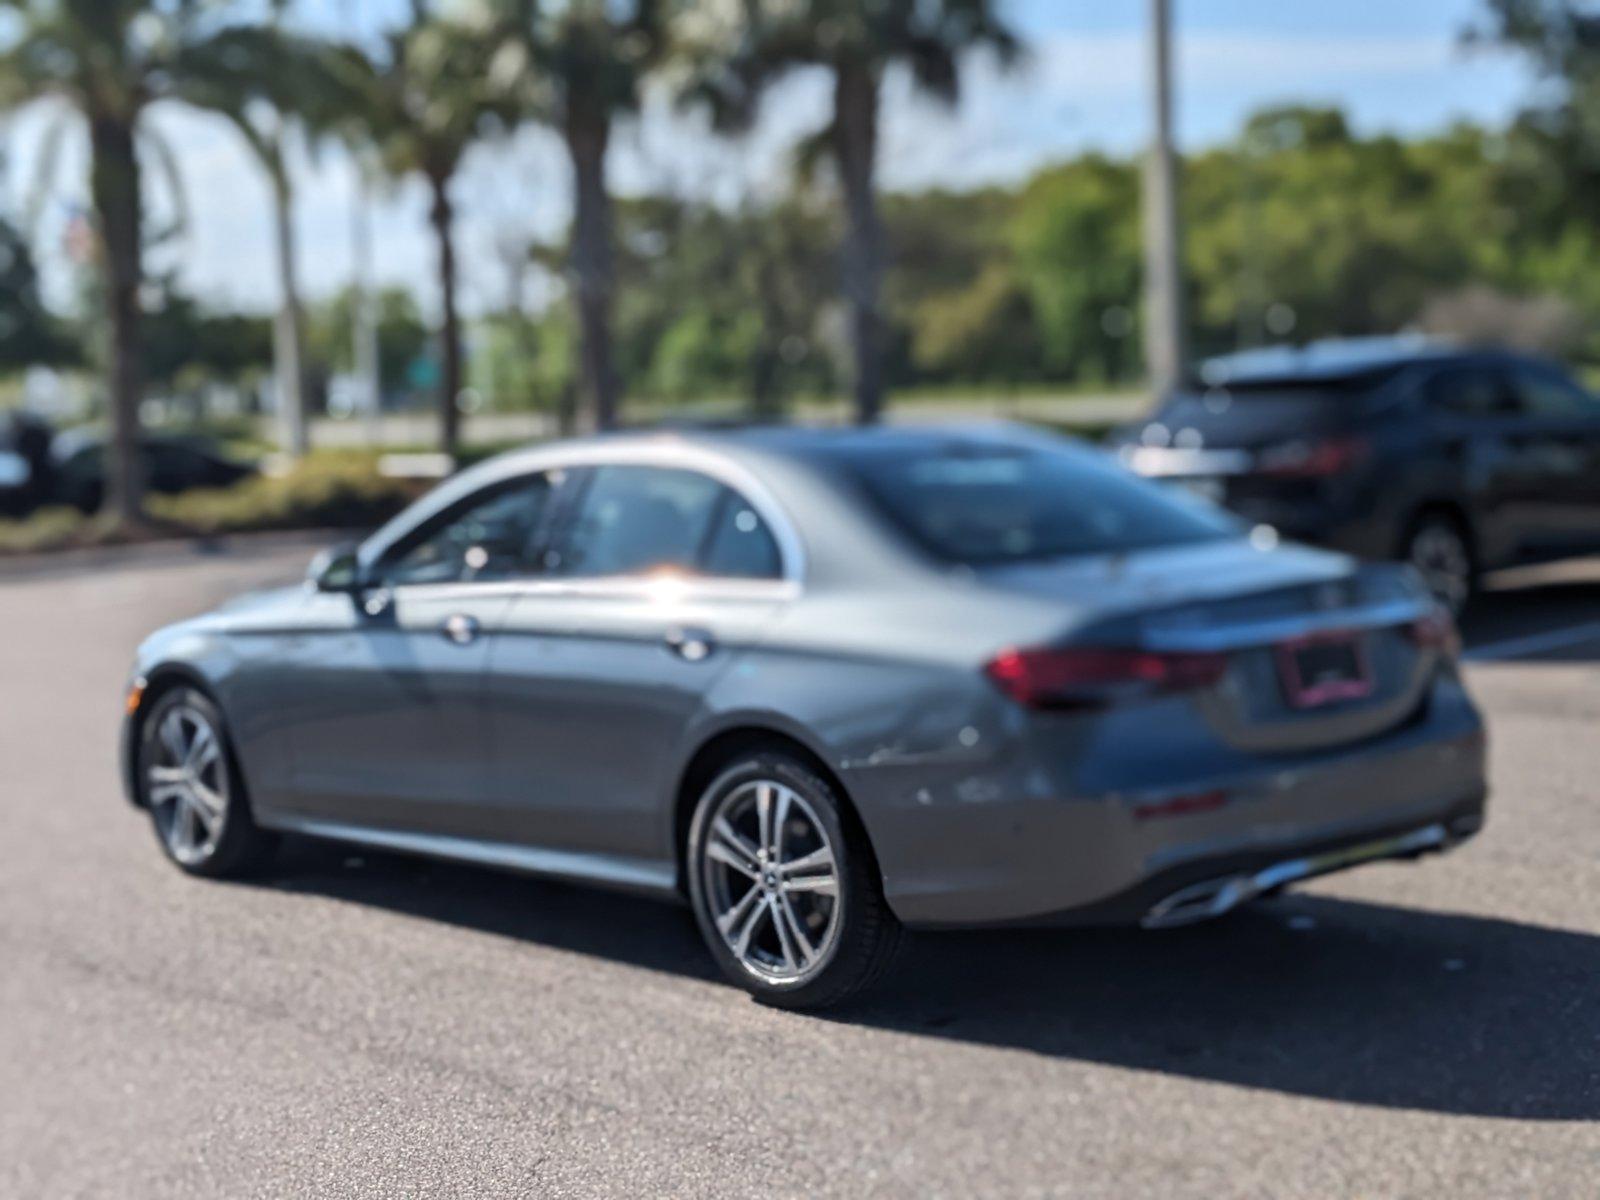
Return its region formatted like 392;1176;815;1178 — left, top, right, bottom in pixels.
1141;822;1450;930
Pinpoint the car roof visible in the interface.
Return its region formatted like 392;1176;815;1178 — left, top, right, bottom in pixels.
1194;336;1503;388
689;419;1066;463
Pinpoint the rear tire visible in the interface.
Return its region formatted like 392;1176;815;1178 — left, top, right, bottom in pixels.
135;686;276;879
1402;511;1475;617
686;751;900;1010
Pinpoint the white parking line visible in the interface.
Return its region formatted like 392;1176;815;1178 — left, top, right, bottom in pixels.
1465;620;1600;663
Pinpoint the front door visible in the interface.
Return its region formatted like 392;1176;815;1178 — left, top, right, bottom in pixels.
276;470;558;834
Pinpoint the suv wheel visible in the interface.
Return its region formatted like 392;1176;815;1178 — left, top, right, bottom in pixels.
1404;514;1474;616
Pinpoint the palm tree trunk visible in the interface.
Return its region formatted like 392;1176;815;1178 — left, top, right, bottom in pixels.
88;113;146;524
269;154;309;458
427;170;462;456
832;61;885;426
565;106;619;432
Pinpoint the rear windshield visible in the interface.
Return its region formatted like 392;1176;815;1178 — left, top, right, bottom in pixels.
840;444;1236;565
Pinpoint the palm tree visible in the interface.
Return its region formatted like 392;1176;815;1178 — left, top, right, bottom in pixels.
711;0;1018;424
489;0;669;432
331;5;507;456
179;23;348;459
0;0;258;524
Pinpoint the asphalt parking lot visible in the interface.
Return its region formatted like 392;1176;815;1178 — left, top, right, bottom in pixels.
2;537;1597;1198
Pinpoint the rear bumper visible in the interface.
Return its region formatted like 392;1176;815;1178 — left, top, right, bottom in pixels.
851;679;1487;929
1050;800;1482;929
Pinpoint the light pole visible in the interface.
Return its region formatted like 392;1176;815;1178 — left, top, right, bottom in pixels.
351;160;382;444
1144;0;1187;398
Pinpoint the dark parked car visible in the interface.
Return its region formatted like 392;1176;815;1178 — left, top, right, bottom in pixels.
1112;338;1600;612
0;411;55;517
122;426;1485;1008
51;429;255;513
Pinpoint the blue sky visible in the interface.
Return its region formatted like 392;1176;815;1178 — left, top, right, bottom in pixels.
1;0;1545;317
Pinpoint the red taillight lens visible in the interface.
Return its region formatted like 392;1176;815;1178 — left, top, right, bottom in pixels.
1256;436;1368;478
984;647;1228;710
1405;610;1461;660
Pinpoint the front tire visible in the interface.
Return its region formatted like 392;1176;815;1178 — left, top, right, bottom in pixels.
686;751;900;1010
136;686;276;878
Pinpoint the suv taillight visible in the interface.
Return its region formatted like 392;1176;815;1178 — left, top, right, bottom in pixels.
1256;435;1369;478
984;647;1228;710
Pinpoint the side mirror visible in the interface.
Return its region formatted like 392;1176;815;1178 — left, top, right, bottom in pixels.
309;543;364;594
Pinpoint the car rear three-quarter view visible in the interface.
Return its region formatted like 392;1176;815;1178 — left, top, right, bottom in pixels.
120;425;1488;1009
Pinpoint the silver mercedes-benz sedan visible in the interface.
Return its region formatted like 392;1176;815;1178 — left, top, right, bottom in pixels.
121;425;1487;1008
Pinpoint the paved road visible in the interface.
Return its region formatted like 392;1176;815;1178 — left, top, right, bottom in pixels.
2;539;1597;1198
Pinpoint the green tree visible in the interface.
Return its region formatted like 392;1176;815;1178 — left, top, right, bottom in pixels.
0;213;72;371
0;0;264;523
715;0;1018;423
489;0;670;432
179;18;351;457
308;286;431;400
331;5;509;455
1010;156;1142;382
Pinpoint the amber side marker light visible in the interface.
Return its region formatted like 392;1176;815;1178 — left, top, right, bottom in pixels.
125;678;147;718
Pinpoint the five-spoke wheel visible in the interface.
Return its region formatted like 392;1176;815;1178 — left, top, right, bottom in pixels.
702;779;843;983
136;686;275;878
146;700;229;865
687;750;899;1008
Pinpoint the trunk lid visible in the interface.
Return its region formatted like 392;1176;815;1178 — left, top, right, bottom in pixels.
978;539;1439;754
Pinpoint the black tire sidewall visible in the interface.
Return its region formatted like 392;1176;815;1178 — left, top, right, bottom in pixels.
686;752;894;1009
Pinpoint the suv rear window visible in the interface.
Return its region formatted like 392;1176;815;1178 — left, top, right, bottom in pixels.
842;444;1236;565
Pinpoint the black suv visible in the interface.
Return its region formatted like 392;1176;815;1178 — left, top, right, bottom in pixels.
1113;338;1600;611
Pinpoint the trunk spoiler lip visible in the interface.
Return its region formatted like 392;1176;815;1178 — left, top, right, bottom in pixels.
1135;596;1430;654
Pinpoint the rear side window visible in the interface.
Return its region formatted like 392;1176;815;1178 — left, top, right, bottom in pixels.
553;465;782;580
702;493;782;579
844;444;1235;565
1424;368;1512;418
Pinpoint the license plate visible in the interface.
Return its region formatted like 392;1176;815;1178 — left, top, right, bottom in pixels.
1275;632;1373;709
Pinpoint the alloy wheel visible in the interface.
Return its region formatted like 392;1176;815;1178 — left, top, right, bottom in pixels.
700;779;843;984
1408;521;1472;616
146;703;229;866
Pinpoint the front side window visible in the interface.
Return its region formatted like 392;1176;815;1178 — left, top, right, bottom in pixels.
553;465;782;581
1506;365;1600;419
380;473;554;587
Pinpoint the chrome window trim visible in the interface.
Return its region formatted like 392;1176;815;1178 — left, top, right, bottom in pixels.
386;575;801;605
365;439;807;596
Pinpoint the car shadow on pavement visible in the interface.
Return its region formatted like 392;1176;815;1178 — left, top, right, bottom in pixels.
258;840;1598;1121
1465;569;1600;662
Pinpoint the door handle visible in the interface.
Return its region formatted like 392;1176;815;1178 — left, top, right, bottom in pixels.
441;613;480;646
665;626;716;662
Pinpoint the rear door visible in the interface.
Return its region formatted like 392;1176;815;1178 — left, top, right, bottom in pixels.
1500;362;1600;558
482;461;795;867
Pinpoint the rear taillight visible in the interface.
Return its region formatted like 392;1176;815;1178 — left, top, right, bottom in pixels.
984;647;1228;710
1256;435;1369;478
1404;610;1461;660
